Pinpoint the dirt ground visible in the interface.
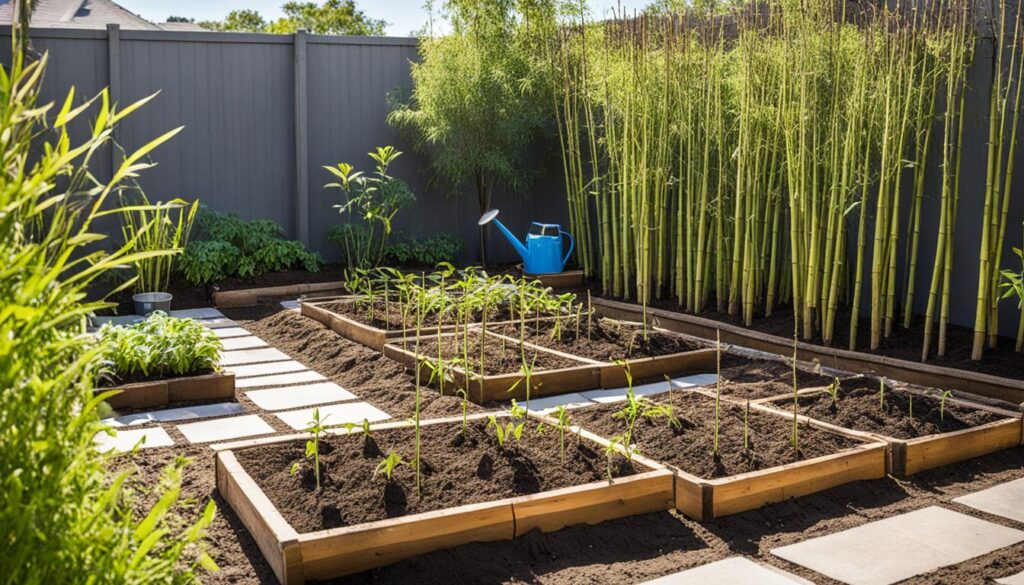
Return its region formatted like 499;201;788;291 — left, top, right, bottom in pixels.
112;303;1024;585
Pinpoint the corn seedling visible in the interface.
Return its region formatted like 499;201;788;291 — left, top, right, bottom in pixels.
826;377;842;408
714;329;721;455
374;450;408;482
939;389;953;422
291;407;329;490
790;327;799;451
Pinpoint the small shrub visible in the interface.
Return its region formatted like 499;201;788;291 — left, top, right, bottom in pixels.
96;312;222;383
384;232;464;266
180;209;322;285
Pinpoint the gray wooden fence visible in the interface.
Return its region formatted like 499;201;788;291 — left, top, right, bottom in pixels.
1;23;1023;338
0;25;568;265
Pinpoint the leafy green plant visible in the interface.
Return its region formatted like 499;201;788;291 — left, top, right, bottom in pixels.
180;209;322;285
998;228;1024;352
324;146;416;269
374;450;409;482
0;36;215;581
612;361;679;459
488;400;528;449
385;232;464;266
604;436;622;482
118;190;198;293
291;408;329;490
95;312;222;382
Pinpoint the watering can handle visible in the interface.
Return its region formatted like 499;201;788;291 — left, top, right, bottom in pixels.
560;230;575;269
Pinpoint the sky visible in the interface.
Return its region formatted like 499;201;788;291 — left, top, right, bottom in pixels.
116;0;650;37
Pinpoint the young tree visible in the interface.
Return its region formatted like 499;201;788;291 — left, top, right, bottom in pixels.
387;0;556;264
199;1;385;35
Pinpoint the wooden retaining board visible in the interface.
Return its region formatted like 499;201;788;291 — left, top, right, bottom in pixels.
213;280;347;308
215;415;673;584
523;269;585;289
592;297;1024;405
383;330;601;404
752;387;1024;478
569;395;887;521
100;372;235;409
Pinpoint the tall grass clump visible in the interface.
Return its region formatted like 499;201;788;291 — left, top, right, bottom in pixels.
0;28;216;582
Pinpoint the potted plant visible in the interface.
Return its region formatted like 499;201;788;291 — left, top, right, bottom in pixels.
119;190;198;315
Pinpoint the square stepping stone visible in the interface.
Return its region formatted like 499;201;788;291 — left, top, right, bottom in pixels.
997;571;1024;585
226;360;309;378
521;393;594;414
212;326;253;339
278;402;390;431
673;373;718;387
954;477;1024;524
170;307;224;319
236;370;326;389
177;414;275;444
643;557;812;585
104;402;246;427
245;382;356;411
90;314;145;328
221;335;269;351
582;375;705;404
219;347;291;366
95;427;174;453
280;300;300;310
196;316;238;329
771;506;1024;585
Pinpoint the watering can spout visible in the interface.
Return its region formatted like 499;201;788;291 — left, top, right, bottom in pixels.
478;209;529;263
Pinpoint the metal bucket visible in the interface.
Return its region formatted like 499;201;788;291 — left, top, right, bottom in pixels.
133;292;173;316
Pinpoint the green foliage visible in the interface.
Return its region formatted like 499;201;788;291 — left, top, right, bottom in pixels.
999;229;1023;309
291;408;329;490
387;0;556;260
96;312;222;382
324;146;415;269
118;190;198;294
487;400;527;449
0;43;215;582
374;450;409;482
385;232;464;266
200;0;386;35
180;209;322;285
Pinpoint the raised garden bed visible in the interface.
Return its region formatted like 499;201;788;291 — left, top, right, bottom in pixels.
592;297;1024;405
486;317;717;388
300;297;557;352
99;371;235;409
523;269;585;289
569;389;886;520
756;382;1024;477
214;414;673;584
383;330;600;404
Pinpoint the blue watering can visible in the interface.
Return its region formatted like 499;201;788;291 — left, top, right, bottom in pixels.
479;209;574;275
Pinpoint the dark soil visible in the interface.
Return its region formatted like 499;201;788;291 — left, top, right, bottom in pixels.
222;305;478;419
717;354;839;401
235;419;638;533
116;441;1024;585
320;298;559;331
571;390;860;479
488;317;707;362
413;330;586;376
771;383;1010;439
603;290;1024;381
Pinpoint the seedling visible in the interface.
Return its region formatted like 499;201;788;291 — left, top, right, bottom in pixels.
879;378;886;412
743;400;750;451
939;390;953;422
826;377;842;407
291;407;329;490
374;450;408;482
538;405;573;464
714;329;721;455
612;360;679;458
340;418;373;438
488;400;527;449
790;326;799;451
604;436;624;482
909;393;914;422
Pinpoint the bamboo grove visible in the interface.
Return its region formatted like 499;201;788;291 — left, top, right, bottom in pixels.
554;0;1024;358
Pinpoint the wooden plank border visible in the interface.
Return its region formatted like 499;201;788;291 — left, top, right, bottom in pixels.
215;415;673;583
212;281;347;308
99;371;235;409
